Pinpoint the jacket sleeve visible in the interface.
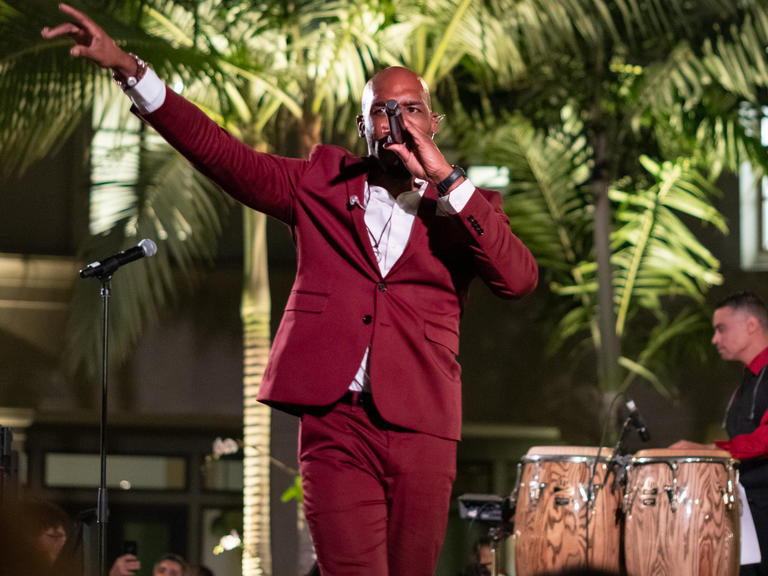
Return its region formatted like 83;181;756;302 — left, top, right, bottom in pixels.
716;408;768;460
137;87;308;225
456;187;538;298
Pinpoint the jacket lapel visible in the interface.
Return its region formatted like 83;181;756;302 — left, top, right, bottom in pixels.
338;156;380;274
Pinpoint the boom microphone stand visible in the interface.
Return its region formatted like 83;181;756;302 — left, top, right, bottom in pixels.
585;394;650;567
96;275;111;576
79;239;157;575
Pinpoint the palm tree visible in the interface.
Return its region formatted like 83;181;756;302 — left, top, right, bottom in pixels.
447;0;768;403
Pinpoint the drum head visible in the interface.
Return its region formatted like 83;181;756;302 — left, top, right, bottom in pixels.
633;447;733;461
524;446;613;459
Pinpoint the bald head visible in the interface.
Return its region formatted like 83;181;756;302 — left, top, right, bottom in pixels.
361;67;432;116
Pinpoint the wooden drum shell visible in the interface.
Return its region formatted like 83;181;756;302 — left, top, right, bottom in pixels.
512;446;622;576
623;448;740;576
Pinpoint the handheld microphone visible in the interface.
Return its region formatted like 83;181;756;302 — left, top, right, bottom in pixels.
625;399;651;442
385;99;404;144
79;238;158;279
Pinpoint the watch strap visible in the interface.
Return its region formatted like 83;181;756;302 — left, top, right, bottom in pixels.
436;165;466;197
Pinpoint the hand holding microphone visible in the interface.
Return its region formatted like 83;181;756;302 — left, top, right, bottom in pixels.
381;98;457;188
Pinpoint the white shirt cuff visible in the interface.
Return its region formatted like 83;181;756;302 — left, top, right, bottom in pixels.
438;178;475;214
125;67;166;114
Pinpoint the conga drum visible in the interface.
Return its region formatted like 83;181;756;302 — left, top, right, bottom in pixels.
512;446;621;576
623;448;740;576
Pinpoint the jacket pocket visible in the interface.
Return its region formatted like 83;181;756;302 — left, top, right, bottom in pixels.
284;290;329;313
424;321;459;355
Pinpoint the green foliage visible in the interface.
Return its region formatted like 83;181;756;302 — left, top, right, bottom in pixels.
4;0;768;400
66;142;233;383
451;1;768;397
472;107;728;397
280;475;304;504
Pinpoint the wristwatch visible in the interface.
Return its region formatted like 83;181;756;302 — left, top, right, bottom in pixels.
436;165;466;197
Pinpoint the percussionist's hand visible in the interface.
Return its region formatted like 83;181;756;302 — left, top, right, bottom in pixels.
41;3;135;76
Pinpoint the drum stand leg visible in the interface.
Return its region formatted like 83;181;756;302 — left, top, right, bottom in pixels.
488;524;512;576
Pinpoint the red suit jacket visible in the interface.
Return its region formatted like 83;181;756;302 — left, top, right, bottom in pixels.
140;88;538;440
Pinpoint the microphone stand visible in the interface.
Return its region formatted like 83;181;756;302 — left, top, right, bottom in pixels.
584;395;632;567
606;417;634;491
97;275;112;576
79;239;156;575
487;522;514;576
614;418;632;454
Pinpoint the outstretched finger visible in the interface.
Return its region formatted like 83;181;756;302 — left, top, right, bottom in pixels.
41;22;82;39
58;2;103;37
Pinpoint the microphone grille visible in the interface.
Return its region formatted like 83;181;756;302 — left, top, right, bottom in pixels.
138;238;158;258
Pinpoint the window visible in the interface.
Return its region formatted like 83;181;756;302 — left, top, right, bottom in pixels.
45;453;186;490
203;459;243;491
740;106;768;270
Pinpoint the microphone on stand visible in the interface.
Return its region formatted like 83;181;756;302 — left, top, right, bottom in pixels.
79;238;158;279
625;398;651;442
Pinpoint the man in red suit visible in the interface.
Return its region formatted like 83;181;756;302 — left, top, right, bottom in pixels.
44;5;538;574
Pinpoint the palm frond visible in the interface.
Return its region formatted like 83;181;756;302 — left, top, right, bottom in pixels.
0;2;107;178
608;157;725;337
630;10;768;177
618;306;713;398
465;108;592;274
298;0;383;116
66;142;232;383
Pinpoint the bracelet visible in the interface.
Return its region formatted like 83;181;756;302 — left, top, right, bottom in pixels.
112;53;148;91
436;165;466;197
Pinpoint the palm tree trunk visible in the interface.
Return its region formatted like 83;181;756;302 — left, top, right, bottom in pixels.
593;170;621;392
587;46;621;394
241;209;273;576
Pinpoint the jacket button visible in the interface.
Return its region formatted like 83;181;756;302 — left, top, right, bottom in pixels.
362;314;372;324
377;282;387;292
